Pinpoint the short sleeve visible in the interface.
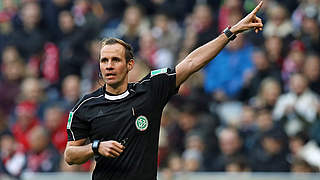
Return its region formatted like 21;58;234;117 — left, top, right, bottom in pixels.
150;68;179;107
66;99;90;141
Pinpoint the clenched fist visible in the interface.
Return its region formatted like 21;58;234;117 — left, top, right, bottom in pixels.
98;140;125;158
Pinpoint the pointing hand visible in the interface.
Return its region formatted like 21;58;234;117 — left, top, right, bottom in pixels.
230;1;264;34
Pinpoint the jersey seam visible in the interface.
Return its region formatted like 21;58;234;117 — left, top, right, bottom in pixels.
68;94;104;141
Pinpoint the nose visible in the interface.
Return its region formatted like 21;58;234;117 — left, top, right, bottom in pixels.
105;61;114;70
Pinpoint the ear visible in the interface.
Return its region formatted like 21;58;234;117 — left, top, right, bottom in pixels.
127;59;135;72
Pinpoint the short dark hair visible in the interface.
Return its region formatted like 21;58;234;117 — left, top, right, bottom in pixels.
100;38;134;62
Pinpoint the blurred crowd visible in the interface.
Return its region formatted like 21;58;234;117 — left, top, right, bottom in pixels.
1;0;320;179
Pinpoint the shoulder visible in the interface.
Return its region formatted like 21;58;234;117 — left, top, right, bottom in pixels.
71;88;103;113
134;68;176;85
302;90;319;100
277;92;295;103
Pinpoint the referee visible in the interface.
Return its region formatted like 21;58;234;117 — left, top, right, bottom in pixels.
64;2;264;180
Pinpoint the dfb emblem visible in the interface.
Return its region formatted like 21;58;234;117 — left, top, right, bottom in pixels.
135;115;148;131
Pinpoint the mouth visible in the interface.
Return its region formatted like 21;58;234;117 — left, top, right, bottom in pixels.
105;73;116;79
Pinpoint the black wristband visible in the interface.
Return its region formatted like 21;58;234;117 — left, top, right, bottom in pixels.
223;26;237;41
92;140;100;156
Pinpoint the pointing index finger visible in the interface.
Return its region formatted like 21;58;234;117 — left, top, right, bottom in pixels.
251;1;263;15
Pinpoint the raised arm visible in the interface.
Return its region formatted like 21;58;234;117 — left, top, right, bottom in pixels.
176;1;264;87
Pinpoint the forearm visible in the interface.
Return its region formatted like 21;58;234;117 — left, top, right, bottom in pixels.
175;1;263;87
64;143;94;165
176;33;229;85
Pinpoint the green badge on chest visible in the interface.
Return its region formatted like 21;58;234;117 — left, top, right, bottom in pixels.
135;115;148;131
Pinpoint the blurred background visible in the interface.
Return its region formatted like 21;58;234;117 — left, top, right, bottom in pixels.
0;0;320;179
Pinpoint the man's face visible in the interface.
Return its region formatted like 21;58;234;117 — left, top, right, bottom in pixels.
99;44;133;88
290;74;307;95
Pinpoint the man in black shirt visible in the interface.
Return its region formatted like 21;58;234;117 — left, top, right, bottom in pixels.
64;2;264;180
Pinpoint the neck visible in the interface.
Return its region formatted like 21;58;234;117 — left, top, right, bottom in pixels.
105;83;128;95
24;24;36;32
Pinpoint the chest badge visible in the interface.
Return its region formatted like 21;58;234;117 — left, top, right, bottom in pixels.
135;115;148;131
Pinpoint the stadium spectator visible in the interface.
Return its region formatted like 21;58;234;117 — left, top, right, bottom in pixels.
182;148;203;172
204;32;254;99
182;133;205;171
0;110;10;136
158;105;177;168
0;132;26;178
291;157;318;173
282;40;306;89
25;126;60;172
11;2;45;61
218;0;243;32
309;103;320;145
179;4;218;60
264;35;285;68
0;0;17;59
289;131;309;158
237;105;257;150
97;0;126;25
303;53;320;95
59;74;81;111
250;127;290;172
81;39;101;87
168;105;198;154
263;4;294;41
166;153;183;173
11;101;40;151
43;105;68;154
249;78;282;111
57;10;89;80
138;30;174;68
273;73;319;135
210;127;246;171
299;8;320;53
245;108;283;152
151;13;181;58
19;77;45;104
240;48;282;101
116;5;149;54
0;46;25;116
41;0;74;41
0;0;18;20
19;77;47;119
127;58;150;82
225;155;251;172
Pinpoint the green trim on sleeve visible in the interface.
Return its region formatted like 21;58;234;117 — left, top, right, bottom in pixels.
151;68;168;77
67;112;74;129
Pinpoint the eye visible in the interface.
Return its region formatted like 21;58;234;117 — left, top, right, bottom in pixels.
100;58;108;62
112;57;121;62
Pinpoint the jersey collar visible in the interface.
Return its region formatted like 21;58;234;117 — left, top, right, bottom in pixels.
104;90;130;100
102;84;131;101
101;83;147;101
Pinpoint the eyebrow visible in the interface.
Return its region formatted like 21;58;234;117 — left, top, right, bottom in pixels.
112;57;121;60
100;57;107;62
100;56;123;62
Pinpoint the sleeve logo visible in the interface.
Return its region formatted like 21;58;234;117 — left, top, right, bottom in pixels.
151;68;168;77
135;115;148;131
67;112;74;129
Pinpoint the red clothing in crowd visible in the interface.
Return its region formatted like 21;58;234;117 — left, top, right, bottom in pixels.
12;119;39;151
50;113;68;153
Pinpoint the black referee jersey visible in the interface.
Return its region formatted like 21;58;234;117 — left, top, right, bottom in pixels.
67;68;179;180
